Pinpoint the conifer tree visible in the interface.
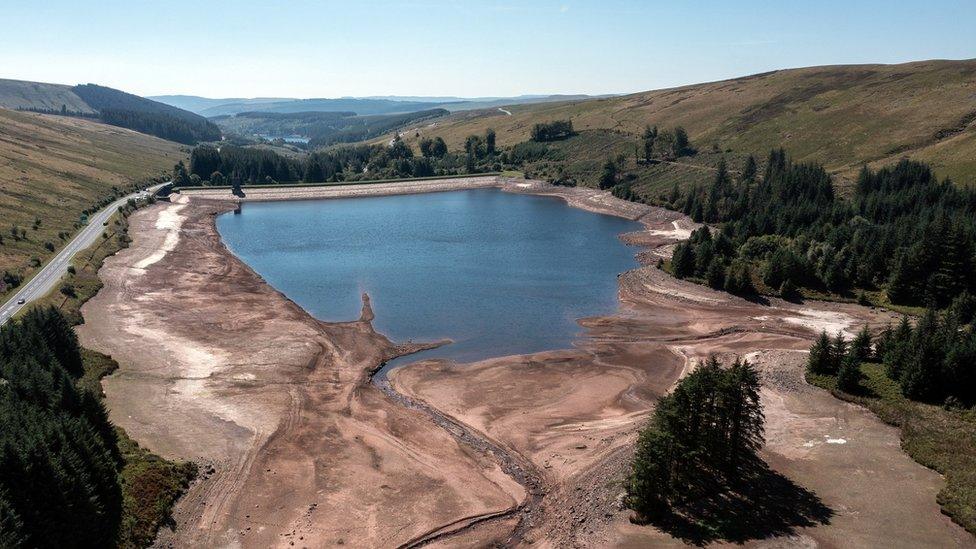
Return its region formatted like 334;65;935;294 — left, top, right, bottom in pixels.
706;257;726;289
849;326;872;364
837;354;862;393
900;308;943;401
830;332;848;373
808;331;834;375
671;243;696;279
628;356;764;520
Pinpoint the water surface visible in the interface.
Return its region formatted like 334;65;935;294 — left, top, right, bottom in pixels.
217;188;640;366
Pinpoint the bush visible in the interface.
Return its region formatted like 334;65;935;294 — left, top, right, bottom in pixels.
530;120;575;142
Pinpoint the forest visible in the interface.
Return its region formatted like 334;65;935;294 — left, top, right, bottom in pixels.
71;84;221;144
808;297;976;405
0;308;121;547
669;151;976;306
181;128;506;186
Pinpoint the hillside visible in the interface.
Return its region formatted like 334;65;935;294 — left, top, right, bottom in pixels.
398;59;976;187
0;79;220;144
0;108;184;296
0;79;95;114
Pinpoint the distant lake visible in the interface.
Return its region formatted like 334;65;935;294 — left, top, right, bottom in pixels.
216;189;640;367
257;134;310;144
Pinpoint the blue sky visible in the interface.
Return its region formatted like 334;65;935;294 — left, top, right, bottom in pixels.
1;1;974;98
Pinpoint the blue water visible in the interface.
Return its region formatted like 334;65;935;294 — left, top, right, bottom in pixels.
216;188;640;367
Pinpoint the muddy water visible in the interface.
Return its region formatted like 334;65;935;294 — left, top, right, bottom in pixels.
217;188;641;369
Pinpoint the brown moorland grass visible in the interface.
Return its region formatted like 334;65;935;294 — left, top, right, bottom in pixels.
391;59;976;187
0;108;184;297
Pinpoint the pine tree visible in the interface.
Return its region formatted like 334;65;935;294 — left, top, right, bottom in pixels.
724;261;756;295
740;155;757;183
721;358;764;470
837;354;862;393
808;331;834;375
671;243;696;279
942;332;976;404
849;326;872;363
875;325;893;361
485;128;496;156
599;159;618;190
706;257;726;289
830;332;848;373
900;308;944;401
887;253;916;305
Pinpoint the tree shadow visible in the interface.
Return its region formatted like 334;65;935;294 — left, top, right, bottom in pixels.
635;456;832;546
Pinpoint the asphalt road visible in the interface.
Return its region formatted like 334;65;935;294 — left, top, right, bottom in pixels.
0;182;168;326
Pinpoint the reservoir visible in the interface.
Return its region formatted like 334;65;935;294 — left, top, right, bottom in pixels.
216;188;641;366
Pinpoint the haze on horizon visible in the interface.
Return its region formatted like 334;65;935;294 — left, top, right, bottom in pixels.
2;0;974;99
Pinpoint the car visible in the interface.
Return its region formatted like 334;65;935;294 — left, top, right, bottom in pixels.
16;298;25;305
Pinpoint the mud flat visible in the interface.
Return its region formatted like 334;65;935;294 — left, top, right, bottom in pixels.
78;177;974;547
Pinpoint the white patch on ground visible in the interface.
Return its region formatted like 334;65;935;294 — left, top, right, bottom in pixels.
124;321;273;433
826;438;848;444
132;204;186;272
744;351;764;363
756;308;856;339
515;183;532;188
643;283;721;304
647;220;692;240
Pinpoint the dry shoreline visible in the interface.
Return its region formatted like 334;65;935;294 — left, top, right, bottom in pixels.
78;176;974;547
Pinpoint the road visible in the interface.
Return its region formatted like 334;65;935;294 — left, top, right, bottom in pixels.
0;182;168;326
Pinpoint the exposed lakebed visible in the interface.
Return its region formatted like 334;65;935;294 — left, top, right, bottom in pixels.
217;188;641;370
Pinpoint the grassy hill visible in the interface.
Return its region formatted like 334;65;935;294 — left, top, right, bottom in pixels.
398;59;976;188
0;79;96;114
0;79;220;144
0;108;184;296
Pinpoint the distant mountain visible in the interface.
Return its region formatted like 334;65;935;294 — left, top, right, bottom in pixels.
148;95;292;113
0;79;220;144
149;94;606;117
197;98;454;118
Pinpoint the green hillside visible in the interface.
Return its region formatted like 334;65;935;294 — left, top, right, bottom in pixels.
0;79;220;144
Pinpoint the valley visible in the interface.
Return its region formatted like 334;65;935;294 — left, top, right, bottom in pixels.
74;177;972;547
2;8;976;542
